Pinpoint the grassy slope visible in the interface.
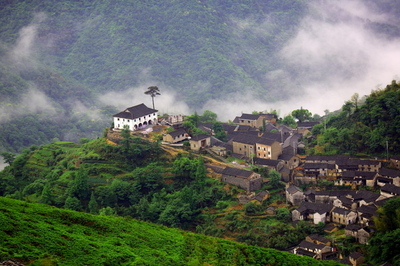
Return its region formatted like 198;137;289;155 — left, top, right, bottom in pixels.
0;197;343;266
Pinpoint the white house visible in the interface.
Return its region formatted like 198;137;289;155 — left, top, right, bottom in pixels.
113;103;158;131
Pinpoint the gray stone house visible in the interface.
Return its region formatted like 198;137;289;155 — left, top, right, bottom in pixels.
221;167;262;192
286;185;304;206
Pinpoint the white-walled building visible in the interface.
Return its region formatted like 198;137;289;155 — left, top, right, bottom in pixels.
113;103;158;131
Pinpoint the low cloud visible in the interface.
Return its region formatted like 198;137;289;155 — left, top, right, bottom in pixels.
9;12;46;68
20;86;58;114
99;84;191;115
274;0;400;115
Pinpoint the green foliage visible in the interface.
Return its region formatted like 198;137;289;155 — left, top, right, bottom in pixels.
282;114;296;128
276;208;291;222
0;197;342;266
213;122;227;142
268;169;283;189
244;202;264;216
200;110;217;122
373;197;400;233
292;108;312;123
0;152;16;164
64;196;82;211
313;81;400;155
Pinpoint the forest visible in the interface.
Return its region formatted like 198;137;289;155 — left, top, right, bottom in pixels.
1;0;400;152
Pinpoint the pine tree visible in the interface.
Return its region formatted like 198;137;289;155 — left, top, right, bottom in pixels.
88;192;99;214
40;183;53;205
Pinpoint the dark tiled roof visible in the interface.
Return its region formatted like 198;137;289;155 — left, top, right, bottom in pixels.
357;204;377;215
287;185;301;194
331;207;351;215
232;133;276;146
324;224;336;231
381;183;400;195
190;134;210;141
298;240;326;251
296;248;316;257
253;158;280;167
358;159;381;166
278;154;296;161
306;155;350;162
221;166;254;178
379;168;400;178
353;190;380;202
336;159;361;167
349;251;363;260
239;113;276;121
260;132;285;142
205;164;225;174
296;202;333;215
167;128;187;137
297;121;320;128
307;234;330;243
239;113;261;120
345;224;361;231
113;103;157;119
314;190;355;198
255;190;268;201
278;124;294;133
303;162;335;170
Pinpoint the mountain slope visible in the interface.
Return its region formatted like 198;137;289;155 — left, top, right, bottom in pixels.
0;196;343;265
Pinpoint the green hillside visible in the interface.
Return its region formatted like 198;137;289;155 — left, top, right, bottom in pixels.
1;0;400;151
0;196;343;266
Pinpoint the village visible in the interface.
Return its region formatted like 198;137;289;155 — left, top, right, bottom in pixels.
110;102;400;266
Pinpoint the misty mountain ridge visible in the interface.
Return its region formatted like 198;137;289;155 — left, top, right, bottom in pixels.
1;0;400;152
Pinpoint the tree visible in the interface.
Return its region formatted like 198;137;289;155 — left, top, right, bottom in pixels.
0;152;16;165
40;183;53;205
144;86;160;109
64;196;82;211
291;108;312;123
351;92;360;109
69;169;90;200
200;110;217;122
88;191;99;214
269;169;283;189
374;197;400;232
212;122;227;142
276;208;290;222
281;115;296;128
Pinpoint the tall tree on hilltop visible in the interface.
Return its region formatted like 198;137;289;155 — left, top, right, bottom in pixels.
291;107;312;123
144;86;161;109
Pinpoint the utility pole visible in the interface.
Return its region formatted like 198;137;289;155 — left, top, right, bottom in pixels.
386;140;389;161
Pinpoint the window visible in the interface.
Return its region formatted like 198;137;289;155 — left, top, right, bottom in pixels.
127;120;130;122
117;118;120;121
123;119;125;122
258;147;260;150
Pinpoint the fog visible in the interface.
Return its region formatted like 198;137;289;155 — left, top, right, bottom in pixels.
2;0;400;127
99;84;191;116
203;0;400;121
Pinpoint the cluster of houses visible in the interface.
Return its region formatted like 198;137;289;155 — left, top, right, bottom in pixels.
112;103;400;194
112;103;400;264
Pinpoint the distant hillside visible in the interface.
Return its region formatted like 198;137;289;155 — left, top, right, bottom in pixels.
1;0;400;152
0;197;343;265
308;80;400;156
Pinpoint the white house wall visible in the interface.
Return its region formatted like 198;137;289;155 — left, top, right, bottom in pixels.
114;112;158;130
